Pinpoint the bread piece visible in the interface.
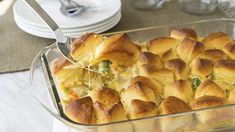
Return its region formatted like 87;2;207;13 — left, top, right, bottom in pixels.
161;49;178;63
228;88;235;103
223;40;235;59
159;96;191;115
138;65;175;86
202;32;232;49
51;57;83;81
190;58;213;80
197;49;227;61
94;101;127;123
89;88;120;107
165;58;188;80
91;33;140;66
137;52;162;69
164;80;193;103
127;99;158;119
195;79;225;99
170;28;198;41
121;81;158;109
191;96;235;128
130;76;163;95
70;33;104;63
159;96;193;132
177;38;205;63
64;96;96;124
148;37;179;55
214;59;235;84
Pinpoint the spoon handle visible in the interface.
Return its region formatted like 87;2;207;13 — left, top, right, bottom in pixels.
23;0;67;43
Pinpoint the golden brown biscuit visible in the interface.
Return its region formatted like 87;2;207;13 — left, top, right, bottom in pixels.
89;88;120;107
138;66;175;86
223;40;235;59
159;96;191;115
90;33;140;66
214;59;235;84
161;49;178;63
64;96;96;124
130;76;163;95
148;37;179;55
202;32;232;49
191;96;235;128
165;58;188;80
70;33;104;63
164;80;193;103
170;28;198;41
121;81;158;109
177;38;205;63
127;99;158;119
94;101;127;124
195;79;225;99
137;52;162;69
197;49;227;61
190;58;213;80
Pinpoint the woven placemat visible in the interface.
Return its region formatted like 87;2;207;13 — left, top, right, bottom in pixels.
0;0;228;73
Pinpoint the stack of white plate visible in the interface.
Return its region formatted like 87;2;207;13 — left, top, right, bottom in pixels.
13;0;121;39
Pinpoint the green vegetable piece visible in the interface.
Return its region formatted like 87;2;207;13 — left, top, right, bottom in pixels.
192;78;201;90
99;60;110;75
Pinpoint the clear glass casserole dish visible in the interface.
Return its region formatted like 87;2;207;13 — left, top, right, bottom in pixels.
30;18;235;132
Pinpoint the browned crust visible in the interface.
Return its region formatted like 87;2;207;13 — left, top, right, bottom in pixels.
70;33;93;55
198;49;227;61
191;96;225;110
170;28;197;41
138;52;161;67
177;38;205;63
51;56;70;74
214;59;235;69
90;88;120;106
130;99;157;115
190;58;213;79
160;96;191;115
64;96;95;124
165;58;187;75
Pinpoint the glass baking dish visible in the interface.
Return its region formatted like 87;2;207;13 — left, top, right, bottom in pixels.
30;18;235;132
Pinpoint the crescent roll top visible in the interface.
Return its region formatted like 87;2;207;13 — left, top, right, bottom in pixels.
159;96;191;115
165;58;188;80
170;28;198;42
121;81;158;110
127;99;158;119
130;76;163;95
70;33;104;63
164;80;193;103
177;38;205;63
191;96;225;110
148;37;179;56
64;96;96;124
190;58;214;80
94;101;127;124
214;59;235;84
202;32;232;49
137;52;162;68
223;41;235;59
91;33;140;66
197;49;227;61
195;79;225;99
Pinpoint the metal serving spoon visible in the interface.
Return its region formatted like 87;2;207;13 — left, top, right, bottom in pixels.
23;0;75;64
59;0;85;17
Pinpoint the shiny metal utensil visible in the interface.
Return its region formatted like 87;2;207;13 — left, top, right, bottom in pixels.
23;0;75;64
59;0;85;17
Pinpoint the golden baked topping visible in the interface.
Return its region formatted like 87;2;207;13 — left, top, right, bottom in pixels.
170;28;197;41
191;96;225;110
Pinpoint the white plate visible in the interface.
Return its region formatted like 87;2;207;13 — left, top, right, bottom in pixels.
14;0;121;29
14;9;120;32
15;12;121;38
